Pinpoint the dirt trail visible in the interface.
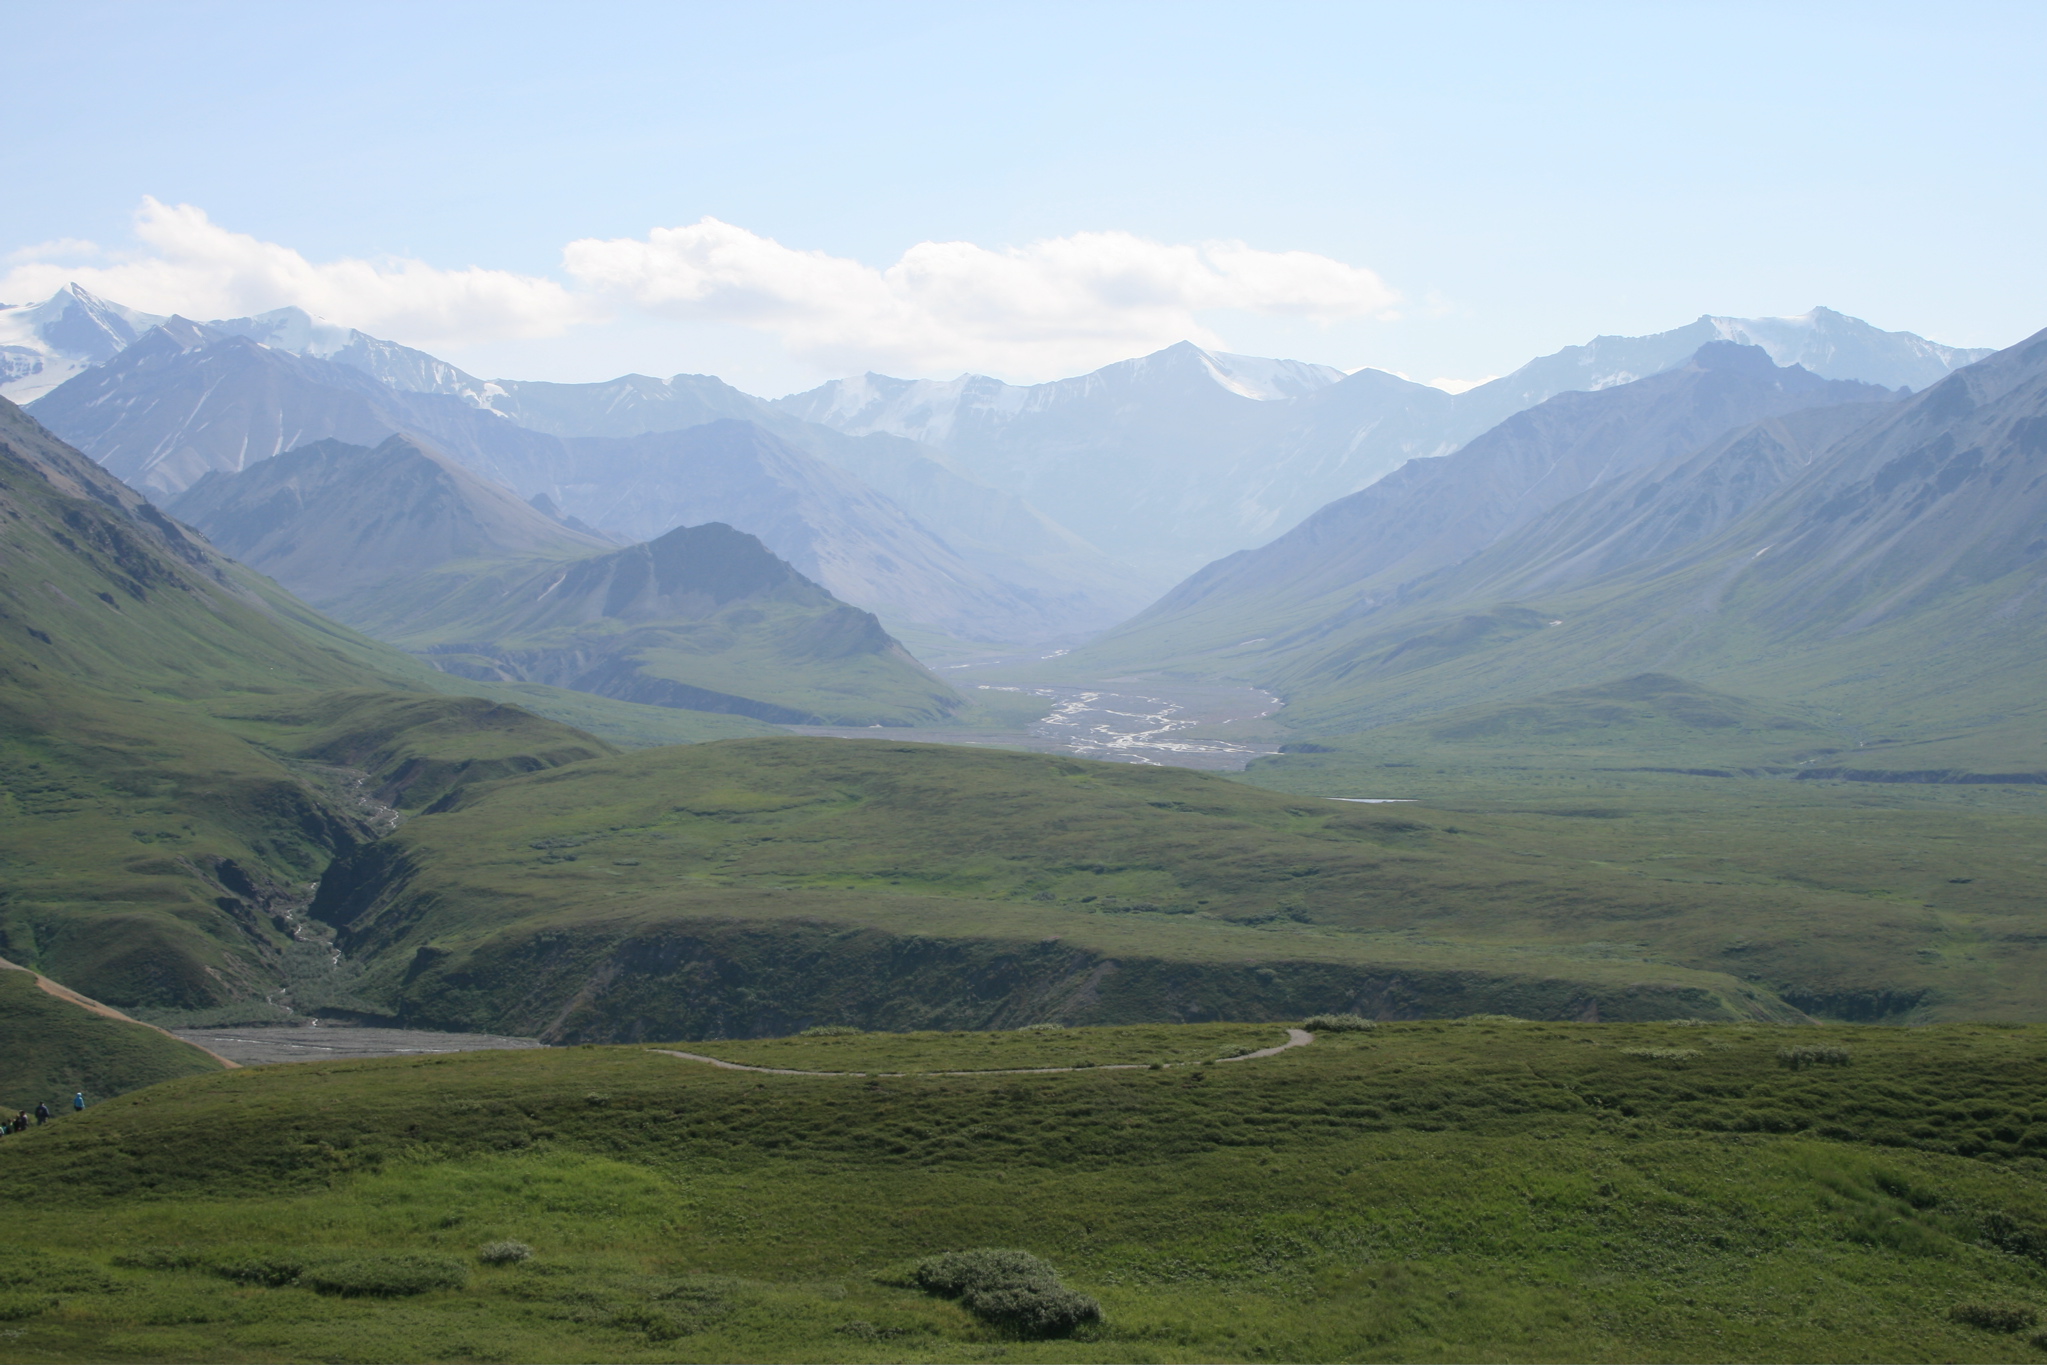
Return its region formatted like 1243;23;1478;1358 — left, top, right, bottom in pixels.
651;1027;1315;1077
0;957;240;1069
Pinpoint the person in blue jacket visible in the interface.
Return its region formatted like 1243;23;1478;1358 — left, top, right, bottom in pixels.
73;1092;85;1111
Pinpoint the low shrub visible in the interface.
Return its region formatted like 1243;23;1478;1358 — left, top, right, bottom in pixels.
1952;1301;2038;1333
800;1025;863;1036
0;1252;114;1293
478;1240;533;1265
1018;1023;1067;1032
211;1253;306;1288
112;1248;206;1271
1778;1045;1852;1070
0;1294;57;1322
1303;1014;1375;1032
1622;1047;1702;1063
914;1248;1101;1338
305;1253;469;1298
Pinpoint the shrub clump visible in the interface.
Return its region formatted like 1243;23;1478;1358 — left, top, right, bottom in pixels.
1018;1022;1068;1032
1778;1045;1852;1070
305;1253;468;1298
210;1254;307;1288
914;1248;1101;1338
478;1240;533;1265
1952;1301;2038;1333
800;1025;863;1036
1303;1013;1375;1032
1622;1047;1702;1063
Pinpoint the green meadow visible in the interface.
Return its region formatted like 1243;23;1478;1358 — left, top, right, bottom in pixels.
6;1020;2047;1362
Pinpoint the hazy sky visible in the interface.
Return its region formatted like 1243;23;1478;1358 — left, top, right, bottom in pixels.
4;0;2041;395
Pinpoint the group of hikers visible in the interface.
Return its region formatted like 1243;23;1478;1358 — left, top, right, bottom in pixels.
0;1093;83;1134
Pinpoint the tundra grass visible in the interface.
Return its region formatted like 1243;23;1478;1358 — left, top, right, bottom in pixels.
313;737;2047;1036
0;967;222;1112
687;1022;1291;1072
6;1022;2047;1362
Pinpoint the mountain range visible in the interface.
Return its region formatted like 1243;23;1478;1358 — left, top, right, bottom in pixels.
781;309;1992;581
9;284;1993;621
1060;327;2047;783
24;320;1130;643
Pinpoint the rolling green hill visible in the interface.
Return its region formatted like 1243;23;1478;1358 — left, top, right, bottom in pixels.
5;1020;2047;1361
0;399;761;1016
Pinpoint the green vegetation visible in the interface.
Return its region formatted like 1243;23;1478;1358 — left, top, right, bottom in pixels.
911;1248;1102;1337
0;403;775;1017
302;732;2047;1039
310;735;1872;1038
6;1021;2047;1360
0;966;223;1112
689;1023;1291;1072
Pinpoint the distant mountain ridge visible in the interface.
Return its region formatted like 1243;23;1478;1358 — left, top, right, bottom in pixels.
167;434;615;611
1065;326;2047;778
1095;342;1901;662
8;282;1998;610
782;313;1991;580
26;324;1117;643
167;434;961;726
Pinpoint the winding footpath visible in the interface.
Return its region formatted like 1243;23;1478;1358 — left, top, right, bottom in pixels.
651;1027;1315;1078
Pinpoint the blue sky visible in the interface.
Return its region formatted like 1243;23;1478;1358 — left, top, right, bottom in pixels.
4;0;2041;395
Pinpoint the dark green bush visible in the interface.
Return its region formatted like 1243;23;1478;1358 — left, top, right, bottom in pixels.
0;1294;57;1322
1778;1045;1851;1070
1951;1301;2038;1333
0;1251;114;1293
478;1240;533;1264
1303;1013;1375;1032
305;1253;468;1298
211;1253;306;1288
914;1248;1101;1338
112;1247;206;1271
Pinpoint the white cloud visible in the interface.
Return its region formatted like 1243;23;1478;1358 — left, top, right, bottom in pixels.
563;218;1398;379
0;198;591;346
2;203;1402;382
1427;375;1497;394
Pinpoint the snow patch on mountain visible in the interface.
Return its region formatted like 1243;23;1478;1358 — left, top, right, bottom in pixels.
0;283;167;401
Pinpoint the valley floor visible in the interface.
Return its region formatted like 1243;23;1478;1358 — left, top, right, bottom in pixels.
785;668;1285;771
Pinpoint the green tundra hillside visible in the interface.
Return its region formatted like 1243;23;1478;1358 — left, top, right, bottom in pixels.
4;1020;2047;1362
302;733;2046;1039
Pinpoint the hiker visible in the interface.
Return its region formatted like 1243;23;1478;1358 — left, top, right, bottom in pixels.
12;1111;25;1132
73;1092;84;1112
34;1102;50;1125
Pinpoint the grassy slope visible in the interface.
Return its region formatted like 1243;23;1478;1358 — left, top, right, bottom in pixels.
5;1022;2047;1361
0;401;762;1012
298;735;2047;1038
0;966;223;1112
